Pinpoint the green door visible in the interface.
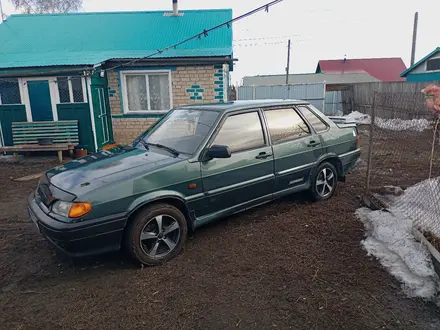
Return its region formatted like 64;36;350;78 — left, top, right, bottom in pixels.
199;110;274;222
28;80;53;121
91;85;114;149
263;107;324;198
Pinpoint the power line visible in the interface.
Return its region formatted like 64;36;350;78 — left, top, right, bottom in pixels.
234;34;301;42
234;38;312;47
103;0;285;72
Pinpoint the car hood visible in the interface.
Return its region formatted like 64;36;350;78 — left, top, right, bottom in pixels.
46;146;186;195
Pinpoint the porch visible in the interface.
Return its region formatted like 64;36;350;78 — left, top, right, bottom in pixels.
0;73;114;154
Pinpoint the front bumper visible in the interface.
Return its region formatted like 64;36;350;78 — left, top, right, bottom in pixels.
28;193;127;257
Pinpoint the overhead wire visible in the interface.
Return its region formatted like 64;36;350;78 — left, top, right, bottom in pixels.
233;34;301;42
234;38;312;47
102;0;285;72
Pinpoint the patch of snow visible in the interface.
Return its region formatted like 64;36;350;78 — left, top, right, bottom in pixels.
343;111;432;132
345;111;371;125
376;118;432;132
357;207;439;299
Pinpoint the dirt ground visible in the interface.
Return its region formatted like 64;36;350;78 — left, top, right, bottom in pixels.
1;140;440;329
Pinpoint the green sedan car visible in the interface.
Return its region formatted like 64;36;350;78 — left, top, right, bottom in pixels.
28;100;360;265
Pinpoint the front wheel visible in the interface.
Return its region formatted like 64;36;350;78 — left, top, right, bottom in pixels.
124;203;188;266
310;162;338;201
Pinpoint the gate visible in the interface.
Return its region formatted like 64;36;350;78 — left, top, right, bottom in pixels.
237;83;326;112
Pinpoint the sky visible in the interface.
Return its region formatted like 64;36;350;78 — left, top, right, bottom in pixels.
1;0;439;85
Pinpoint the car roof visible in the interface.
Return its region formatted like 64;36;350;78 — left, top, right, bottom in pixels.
176;100;309;113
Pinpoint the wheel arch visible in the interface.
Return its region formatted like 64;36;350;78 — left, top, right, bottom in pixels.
126;193;195;233
316;154;344;181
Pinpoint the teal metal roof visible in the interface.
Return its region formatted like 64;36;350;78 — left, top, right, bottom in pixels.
0;9;233;69
400;47;440;77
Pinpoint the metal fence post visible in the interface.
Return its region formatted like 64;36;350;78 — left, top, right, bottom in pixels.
365;92;377;193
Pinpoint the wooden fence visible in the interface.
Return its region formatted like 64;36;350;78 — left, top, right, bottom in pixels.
341;81;440;117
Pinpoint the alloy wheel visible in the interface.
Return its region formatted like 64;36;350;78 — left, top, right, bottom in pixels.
140;215;181;259
316;167;335;198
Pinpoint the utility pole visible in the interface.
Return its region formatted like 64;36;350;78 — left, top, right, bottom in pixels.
286;39;291;85
410;12;419;66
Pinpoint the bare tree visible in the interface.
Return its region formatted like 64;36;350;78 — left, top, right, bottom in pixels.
9;0;83;14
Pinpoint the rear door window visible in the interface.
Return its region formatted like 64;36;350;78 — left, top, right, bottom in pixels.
212;111;265;153
264;108;310;144
297;106;328;133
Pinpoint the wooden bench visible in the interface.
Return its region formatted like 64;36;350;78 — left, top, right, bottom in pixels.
0;121;79;163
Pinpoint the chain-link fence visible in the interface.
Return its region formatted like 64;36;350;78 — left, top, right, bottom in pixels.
364;92;440;239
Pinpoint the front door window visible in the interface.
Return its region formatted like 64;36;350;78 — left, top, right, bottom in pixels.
212;111;266;153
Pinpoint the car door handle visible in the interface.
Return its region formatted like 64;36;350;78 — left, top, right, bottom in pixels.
307;141;321;147
255;152;272;159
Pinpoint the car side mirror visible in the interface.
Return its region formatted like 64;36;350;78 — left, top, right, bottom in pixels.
205;145;231;160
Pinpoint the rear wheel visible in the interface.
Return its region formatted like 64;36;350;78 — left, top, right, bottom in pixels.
125;204;187;266
310;162;338;201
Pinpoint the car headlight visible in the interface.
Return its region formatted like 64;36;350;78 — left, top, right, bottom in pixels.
52;201;92;218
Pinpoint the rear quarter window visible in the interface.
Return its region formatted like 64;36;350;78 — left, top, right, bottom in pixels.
297;106;328;133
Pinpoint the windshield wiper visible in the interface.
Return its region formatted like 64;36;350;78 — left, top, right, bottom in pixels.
147;142;180;157
137;139;149;150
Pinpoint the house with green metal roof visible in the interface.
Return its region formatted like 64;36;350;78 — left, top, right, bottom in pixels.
400;47;440;82
0;6;233;151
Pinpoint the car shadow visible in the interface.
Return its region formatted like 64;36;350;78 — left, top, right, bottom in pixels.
49;191;313;273
187;190;312;235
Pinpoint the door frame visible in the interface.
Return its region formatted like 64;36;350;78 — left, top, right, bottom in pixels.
20;77;59;122
86;77;99;152
24;79;56;122
16;75;98;152
19;76;88;123
96;87;111;145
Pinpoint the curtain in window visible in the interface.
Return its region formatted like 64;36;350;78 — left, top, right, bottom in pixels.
149;74;170;111
127;75;148;111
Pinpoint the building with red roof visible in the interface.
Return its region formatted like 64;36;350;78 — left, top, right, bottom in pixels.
316;57;407;82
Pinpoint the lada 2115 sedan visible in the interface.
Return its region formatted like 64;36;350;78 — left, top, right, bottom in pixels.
28;100;361;265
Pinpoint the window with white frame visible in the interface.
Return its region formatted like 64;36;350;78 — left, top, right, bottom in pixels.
121;71;172;112
56;77;86;103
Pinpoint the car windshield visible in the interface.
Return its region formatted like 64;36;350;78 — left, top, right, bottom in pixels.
136;109;220;155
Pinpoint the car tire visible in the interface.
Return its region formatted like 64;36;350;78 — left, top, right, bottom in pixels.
124;203;188;266
309;162;338;201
